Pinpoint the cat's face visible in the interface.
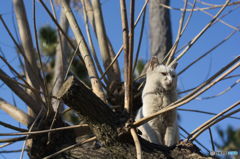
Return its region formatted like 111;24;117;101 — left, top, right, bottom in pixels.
153;65;177;91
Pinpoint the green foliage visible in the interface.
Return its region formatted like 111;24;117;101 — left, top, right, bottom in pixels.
134;59;145;78
136;59;145;75
215;126;240;157
39;25;57;56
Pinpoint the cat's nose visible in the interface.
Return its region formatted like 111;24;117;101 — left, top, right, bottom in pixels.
166;82;172;87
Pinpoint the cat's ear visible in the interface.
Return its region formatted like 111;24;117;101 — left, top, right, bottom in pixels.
149;56;159;70
170;62;178;70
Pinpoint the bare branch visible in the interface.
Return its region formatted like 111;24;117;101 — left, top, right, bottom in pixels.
188;101;240;140
178;28;238;76
42;136;96;159
170;0;230;66
50;0;69;112
81;0;108;84
179;126;210;153
196;79;240;100
0;136;26;143
166;0;189;65
178;108;240;120
0;142;14;148
0;124;88;136
0;121;27;132
125;0;135;114
33;0;51;110
159;1;240;11
188;1;240;31
13;0;43;98
0;98;33;126
0;69;43;114
120;0;130;112
92;0;119;83
189;102;240;141
208;128;215;151
133;8;146;73
100;0;149;81
60;0;106;101
130;128;142;159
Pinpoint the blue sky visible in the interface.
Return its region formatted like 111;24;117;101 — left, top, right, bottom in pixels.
0;0;240;158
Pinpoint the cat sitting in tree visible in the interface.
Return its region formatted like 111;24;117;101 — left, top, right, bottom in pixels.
135;57;178;146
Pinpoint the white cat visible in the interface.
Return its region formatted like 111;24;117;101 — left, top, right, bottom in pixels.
135;57;178;146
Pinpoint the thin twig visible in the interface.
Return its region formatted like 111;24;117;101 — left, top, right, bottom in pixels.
166;0;189;65
0;136;26;143
100;0;149;80
190;107;240;141
179;126;210;153
188;1;240;31
120;0;130;112
0;68;42;114
81;0;107;84
188;101;240;139
196;79;240;100
61;0;106;101
178;108;240;120
92;0;116;84
179;73;240;95
178;29;238;76
130;128;142;159
0;124;88;136
0;55;35;92
20;107;44;159
159;1;240;11
163;0;196;64
43;136;96;159
0;149;27;153
133;8;146;73
0;142;14;148
208;128;215;151
126;0;135;114
170;0;230;66
33;0;51;110
0;121;27;132
100;46;123;80
64;41;81;80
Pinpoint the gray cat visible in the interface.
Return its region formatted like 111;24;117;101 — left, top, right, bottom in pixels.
135;57;178;146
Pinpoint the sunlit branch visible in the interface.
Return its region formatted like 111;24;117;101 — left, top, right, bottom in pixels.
159;1;240;12
189;103;240;141
60;0;106;101
170;0;230;66
188;101;240;140
178;29;238;76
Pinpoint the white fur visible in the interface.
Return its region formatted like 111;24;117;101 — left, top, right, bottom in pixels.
135;64;178;146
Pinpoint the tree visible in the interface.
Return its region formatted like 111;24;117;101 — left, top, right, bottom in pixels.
0;0;239;158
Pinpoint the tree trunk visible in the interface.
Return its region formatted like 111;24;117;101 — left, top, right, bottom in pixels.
51;76;214;159
149;0;172;62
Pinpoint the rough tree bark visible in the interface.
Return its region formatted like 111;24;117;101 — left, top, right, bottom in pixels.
50;76;214;159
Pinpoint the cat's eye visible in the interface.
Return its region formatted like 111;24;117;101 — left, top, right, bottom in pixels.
172;74;176;78
161;72;167;76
